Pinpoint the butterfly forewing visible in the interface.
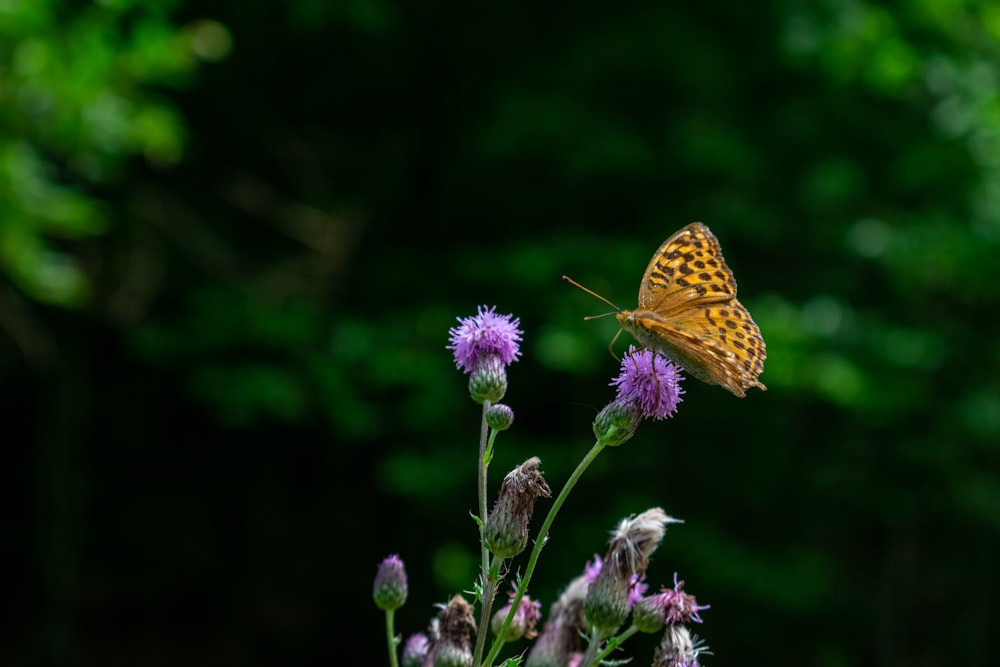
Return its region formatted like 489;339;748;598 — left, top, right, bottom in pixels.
637;223;737;313
618;222;767;397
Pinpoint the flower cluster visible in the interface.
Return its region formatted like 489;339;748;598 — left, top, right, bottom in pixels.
372;304;738;667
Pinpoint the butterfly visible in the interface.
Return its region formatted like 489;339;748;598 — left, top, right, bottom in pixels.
566;222;767;397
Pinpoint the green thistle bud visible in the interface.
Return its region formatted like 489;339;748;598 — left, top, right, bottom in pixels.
373;554;408;611
632;595;666;633
593;399;640;446
583;560;631;635
485;403;515;431
483;457;551;559
469;355;507;404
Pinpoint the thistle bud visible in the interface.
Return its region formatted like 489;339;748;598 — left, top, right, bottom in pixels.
469;354;508;404
632;595;667;634
483;457;551;559
592;399;640;447
485;403;515;431
583;559;632;634
372;554;408;611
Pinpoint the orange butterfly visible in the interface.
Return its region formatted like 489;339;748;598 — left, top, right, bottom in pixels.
566;222;767;397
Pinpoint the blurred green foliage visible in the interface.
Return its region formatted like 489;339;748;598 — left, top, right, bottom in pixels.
0;0;228;306
3;0;1000;665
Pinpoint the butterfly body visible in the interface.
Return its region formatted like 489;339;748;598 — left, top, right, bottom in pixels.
617;222;767;398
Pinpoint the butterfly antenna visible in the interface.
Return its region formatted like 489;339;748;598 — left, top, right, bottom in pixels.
562;275;620;315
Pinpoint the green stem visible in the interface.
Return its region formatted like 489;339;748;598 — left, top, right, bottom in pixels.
473;400;493;667
384;609;399;667
482;429;616;666
579;626;604;667
593;625;640;665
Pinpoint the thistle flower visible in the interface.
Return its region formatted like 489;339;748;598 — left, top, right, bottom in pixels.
594;347;683;445
372;554;408;611
447;305;523;373
611;346;684;421
633;574;709;634
491;585;543;642
483;457;552;559
651;625;711;667
400;632;430;667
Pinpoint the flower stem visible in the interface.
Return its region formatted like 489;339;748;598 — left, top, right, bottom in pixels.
579;626;604;667
482;429;616;666
384;609;399;667
593;625;640;665
473;400;493;667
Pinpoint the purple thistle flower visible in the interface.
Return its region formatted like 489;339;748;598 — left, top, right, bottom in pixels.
400;633;430;667
447;305;523;373
611;346;684;420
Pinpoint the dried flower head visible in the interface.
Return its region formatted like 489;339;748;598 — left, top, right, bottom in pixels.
372;554;408;611
483;457;551;559
611;346;684;420
447;305;523;373
428;595;477;667
609;508;680;577
651;625;711;667
584;508;678;635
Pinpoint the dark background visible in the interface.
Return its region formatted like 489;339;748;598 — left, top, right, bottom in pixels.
3;1;999;665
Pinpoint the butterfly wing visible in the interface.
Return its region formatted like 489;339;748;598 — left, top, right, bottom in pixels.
637;222;737;313
624;306;766;397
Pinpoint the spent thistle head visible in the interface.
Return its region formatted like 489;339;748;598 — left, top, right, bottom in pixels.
428;595;477;667
584;508;678;634
651;625;711;667
483;457;552;559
